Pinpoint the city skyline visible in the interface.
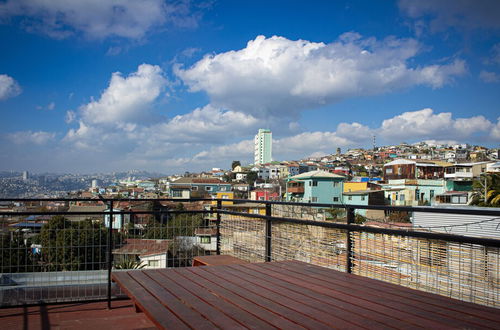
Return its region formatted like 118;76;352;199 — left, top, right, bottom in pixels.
1;1;499;173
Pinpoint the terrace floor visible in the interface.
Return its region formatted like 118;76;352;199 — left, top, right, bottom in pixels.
1;261;499;329
0;299;155;330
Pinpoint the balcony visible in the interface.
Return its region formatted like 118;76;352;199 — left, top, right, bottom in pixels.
0;198;499;328
444;172;474;179
287;186;304;193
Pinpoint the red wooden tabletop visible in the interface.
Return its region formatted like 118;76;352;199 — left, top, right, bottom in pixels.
112;260;500;329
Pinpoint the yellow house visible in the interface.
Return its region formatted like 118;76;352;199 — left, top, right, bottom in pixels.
343;182;369;193
211;192;234;205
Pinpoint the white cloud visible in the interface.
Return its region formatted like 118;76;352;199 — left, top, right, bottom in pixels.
47;102;55;110
176;34;466;118
150;104;259;143
479;70;500;83
335;122;373;141
379;108;493;140
0;0;201;40
65;110;76;124
399;0;500;32
7;131;56;145
0;74;21;100
80;64;167;125
491;118;500;140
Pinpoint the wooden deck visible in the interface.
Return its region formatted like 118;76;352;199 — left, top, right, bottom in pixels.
112;260;500;329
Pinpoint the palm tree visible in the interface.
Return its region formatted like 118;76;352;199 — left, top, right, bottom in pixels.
114;257;146;269
470;173;500;207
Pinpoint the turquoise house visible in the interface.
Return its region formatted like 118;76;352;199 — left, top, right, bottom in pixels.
286;171;345;204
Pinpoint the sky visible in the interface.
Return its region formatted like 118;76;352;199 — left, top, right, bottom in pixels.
0;0;499;174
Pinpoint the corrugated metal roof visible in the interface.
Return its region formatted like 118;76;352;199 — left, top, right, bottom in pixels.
290;170;344;180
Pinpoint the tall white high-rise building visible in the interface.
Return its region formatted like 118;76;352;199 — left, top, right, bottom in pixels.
22;171;29;181
254;129;272;165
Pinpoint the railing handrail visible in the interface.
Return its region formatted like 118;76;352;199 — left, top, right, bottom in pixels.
217;209;500;248
2;197;499;216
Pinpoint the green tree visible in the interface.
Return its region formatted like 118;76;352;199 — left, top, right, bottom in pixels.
246;171;258;185
231;160;241;170
39;216;109;271
0;232;35;273
471;173;500;207
144;213;204;240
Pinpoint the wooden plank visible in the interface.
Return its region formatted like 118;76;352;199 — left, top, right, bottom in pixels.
193;255;248;266
155;268;274;329
276;261;496;329
235;263;423;330
250;262;453;329
112;271;188;330
202;264;384;329
281;260;500;328
224;264;402;330
145;270;246;330
190;266;330;329
284;260;500;324
177;267;305;329
127;270;216;330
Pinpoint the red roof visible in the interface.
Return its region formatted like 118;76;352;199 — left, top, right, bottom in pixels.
112;238;171;257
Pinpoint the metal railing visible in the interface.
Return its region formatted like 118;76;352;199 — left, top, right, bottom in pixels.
0;198;499;308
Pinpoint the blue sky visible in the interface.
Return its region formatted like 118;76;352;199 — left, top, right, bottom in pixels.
0;0;499;174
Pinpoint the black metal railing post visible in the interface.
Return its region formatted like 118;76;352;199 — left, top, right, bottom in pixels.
216;200;222;255
107;200;113;309
346;207;354;274
265;203;272;262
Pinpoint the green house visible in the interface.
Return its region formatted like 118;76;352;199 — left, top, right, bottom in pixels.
286;170;345;204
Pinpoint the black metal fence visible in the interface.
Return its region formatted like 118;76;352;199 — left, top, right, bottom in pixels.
0;198;499;308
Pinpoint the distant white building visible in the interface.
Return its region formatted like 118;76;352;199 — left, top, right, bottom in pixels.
254;129;272;165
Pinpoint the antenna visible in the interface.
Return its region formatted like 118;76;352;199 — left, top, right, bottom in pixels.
372;135;376;151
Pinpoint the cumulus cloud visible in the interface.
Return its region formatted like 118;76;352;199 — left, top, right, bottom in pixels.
7;131;56;145
399;0;500;33
335;122;373;141
80;64;167;125
0;74;21;100
176;34;466;118
491;118;500;140
149;104;259;143
0;0;201;40
479;70;500;83
379;108;493;140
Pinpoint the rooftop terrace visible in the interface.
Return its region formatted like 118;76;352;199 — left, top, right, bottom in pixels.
0;198;499;328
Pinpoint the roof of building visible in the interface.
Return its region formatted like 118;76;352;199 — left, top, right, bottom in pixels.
383;159;415;166
290;170;345;180
68;205;107;212
173;177;229;185
343;190;384;195
112;239;171;257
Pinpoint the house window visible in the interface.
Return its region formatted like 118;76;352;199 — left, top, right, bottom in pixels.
399;194;405;201
386;168;393;174
312;181;318;186
205;186;212;191
312;197;318;202
191;186;198;191
200;236;211;244
361;196;365;201
415;189;420;201
172;190;182;197
430;190;434;198
220;186;227;191
148;260;159;267
333;182;338;187
333;197;339;202
348;196;352;201
259;196;265;201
